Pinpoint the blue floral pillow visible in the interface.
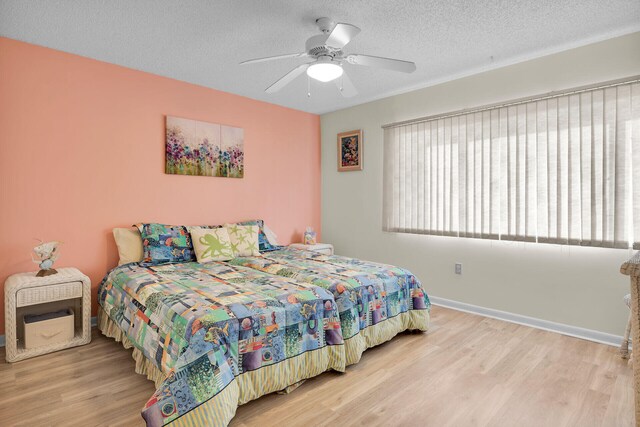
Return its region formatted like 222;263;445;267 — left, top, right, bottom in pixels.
137;223;196;265
238;220;280;252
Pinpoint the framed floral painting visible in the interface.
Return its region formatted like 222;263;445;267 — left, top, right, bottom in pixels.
337;129;363;172
165;116;244;178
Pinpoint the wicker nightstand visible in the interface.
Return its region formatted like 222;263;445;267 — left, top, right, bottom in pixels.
4;267;91;362
289;243;334;256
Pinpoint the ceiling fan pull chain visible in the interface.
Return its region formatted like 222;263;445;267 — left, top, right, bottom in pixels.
307;75;311;98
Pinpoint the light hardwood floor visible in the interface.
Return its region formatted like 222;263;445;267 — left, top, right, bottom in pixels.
0;306;633;426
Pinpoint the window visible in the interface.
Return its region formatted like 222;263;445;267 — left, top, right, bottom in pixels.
382;78;640;249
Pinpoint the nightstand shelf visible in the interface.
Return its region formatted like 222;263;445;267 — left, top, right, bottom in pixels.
4;267;91;362
289;243;334;256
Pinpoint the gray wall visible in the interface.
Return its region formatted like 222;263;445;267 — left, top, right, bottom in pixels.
321;32;640;336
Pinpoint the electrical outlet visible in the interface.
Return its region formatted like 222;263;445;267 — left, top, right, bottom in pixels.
455;263;462;275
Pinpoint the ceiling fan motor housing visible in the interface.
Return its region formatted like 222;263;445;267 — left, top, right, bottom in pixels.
305;34;342;58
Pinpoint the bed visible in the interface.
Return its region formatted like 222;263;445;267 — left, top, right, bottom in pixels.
98;248;429;426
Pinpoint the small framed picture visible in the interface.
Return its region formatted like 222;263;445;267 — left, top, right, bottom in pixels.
337;129;363;172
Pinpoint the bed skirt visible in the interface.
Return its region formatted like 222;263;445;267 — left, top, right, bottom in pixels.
344;309;429;366
98;305;166;388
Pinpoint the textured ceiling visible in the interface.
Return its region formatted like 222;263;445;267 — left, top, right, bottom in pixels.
1;0;639;114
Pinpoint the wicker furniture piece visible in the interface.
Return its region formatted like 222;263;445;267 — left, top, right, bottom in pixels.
621;251;640;426
289;243;334;255
4;267;91;362
621;293;633;359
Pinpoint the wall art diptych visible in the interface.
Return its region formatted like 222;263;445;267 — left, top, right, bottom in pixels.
166;116;244;178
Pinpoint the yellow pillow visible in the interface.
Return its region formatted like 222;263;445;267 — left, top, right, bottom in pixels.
112;228;143;265
225;223;261;257
190;227;234;262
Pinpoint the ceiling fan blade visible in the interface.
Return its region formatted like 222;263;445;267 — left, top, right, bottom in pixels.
240;52;307;65
345;54;416;73
325;23;361;49
335;71;358;97
265;63;310;93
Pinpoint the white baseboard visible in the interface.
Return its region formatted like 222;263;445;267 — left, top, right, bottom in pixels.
430;296;626;348
0;316;97;348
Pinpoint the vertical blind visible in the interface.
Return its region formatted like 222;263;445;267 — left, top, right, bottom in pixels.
382;78;640;249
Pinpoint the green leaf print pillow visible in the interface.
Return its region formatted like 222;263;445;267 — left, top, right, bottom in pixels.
190;227;234;262
224;224;261;257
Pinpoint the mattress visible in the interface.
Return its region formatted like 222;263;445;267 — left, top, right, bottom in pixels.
97;250;430;426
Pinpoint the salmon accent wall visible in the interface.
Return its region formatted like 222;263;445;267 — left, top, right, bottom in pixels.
0;37;321;335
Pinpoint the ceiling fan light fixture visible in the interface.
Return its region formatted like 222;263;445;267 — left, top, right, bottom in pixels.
306;62;343;82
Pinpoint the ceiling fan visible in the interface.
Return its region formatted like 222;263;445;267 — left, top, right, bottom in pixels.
240;17;416;97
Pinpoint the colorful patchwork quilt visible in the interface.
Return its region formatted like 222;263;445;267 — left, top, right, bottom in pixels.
98;249;430;426
228;247;430;365
98;262;345;426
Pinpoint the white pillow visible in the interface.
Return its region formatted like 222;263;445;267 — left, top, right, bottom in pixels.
225;223;261;257
263;224;279;246
113;227;143;265
190;227;234;262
